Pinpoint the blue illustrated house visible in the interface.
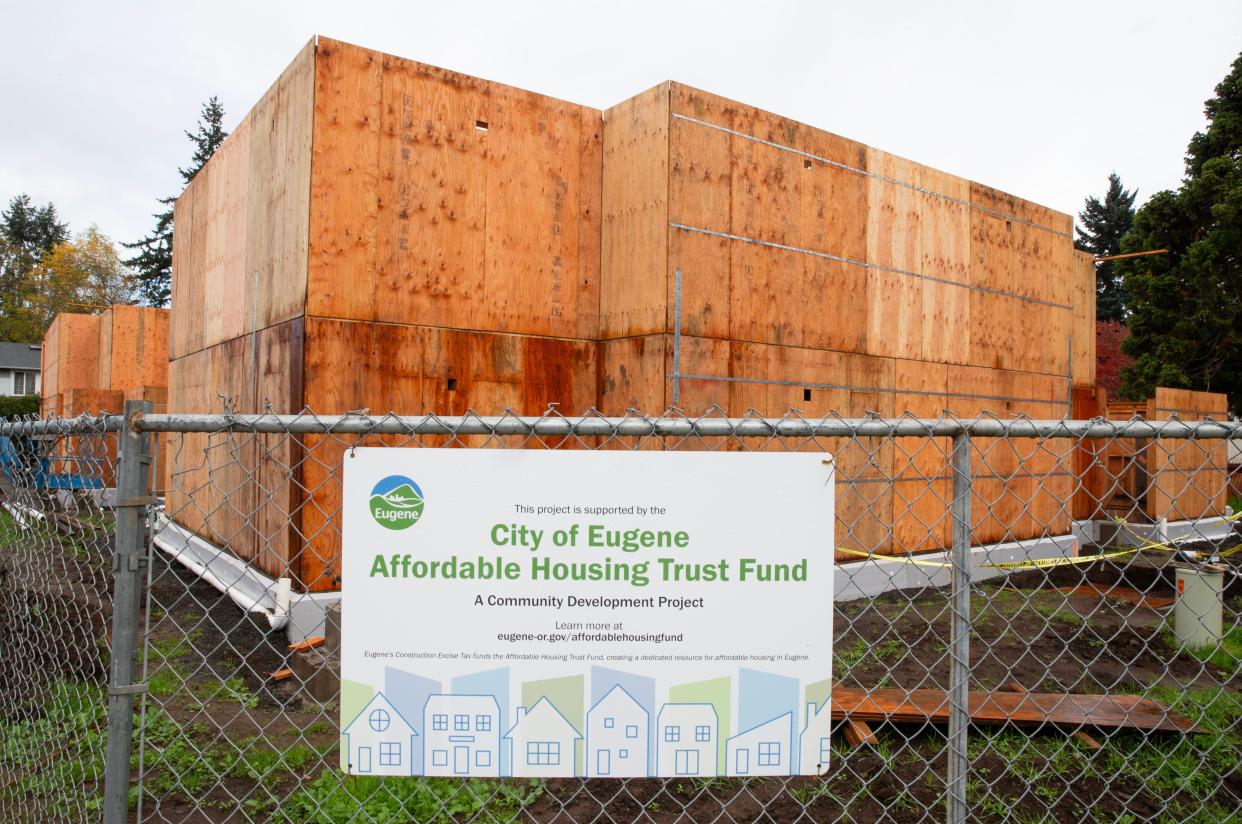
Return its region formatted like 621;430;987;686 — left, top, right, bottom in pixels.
798;700;833;774
587;684;650;777
504;697;583;777
655;703;718;776
343;693;420;775
726;711;792;776
422;694;501;776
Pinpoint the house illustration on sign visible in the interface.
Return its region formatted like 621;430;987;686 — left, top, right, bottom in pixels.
503;697;583;777
798;700;833;774
422;694;501;776
655;703;718;776
586;684;650;777
343;693;420;775
726;711;792;776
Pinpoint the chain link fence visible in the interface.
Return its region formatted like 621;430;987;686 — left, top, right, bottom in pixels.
1;406;1240;823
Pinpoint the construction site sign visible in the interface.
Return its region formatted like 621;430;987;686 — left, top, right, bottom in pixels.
340;449;834;778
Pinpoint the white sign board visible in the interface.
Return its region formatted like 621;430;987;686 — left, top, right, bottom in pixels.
341;449;833;778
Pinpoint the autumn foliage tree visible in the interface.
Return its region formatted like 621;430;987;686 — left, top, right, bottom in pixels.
27;227;136;330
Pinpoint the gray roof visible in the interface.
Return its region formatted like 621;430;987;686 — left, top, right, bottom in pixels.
0;342;41;370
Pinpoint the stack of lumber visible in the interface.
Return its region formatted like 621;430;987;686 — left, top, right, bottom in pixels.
167;37;1097;592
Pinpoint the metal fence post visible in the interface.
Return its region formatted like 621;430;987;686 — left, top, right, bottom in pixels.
103;400;152;824
947;430;972;824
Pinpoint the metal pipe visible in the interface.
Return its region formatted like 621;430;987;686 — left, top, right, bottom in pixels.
102;401;152;824
947;430;973;824
0;415;122;435
125;413;1242;441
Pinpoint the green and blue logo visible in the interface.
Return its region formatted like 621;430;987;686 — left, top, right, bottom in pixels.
369;475;425;530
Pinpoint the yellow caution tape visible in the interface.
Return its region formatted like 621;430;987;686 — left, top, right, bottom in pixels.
978;547;1146;570
834;546;955;568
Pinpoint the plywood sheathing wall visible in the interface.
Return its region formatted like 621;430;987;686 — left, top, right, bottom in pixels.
40;312;102;406
306;37;601;338
1147;388;1228;521
599;82;1079;555
171;36;1097;589
167;37;603;589
170;41;314;361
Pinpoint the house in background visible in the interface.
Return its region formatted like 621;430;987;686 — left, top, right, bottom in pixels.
727;711;792;776
587;684;650;777
656;703;718;776
423;694;501;777
342;693;419;775
798;700;833;775
0;343;40;397
504;697;582;777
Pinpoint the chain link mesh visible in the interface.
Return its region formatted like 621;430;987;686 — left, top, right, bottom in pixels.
0;416;118;820
3;408;1241;822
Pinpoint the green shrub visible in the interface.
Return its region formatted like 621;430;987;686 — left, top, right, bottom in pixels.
0;394;40;419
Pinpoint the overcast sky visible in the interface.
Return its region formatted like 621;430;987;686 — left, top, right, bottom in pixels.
1;0;1239;247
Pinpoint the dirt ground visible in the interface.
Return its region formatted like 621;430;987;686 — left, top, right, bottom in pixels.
124;539;1242;823
4;511;1240;822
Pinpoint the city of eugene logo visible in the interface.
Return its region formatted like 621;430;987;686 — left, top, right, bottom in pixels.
368;475;425;530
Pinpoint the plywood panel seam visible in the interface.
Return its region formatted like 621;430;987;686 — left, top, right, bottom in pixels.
667;110;1073;240
669;222;1073;312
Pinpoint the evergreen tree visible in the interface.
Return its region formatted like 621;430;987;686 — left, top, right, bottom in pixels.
1075;173;1137;321
124;97;227;307
0;194;69;341
1117;53;1242;406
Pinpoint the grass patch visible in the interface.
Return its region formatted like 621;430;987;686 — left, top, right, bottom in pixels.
0;680;107;814
190;674;259;709
1163;624;1242;673
285;772;544;823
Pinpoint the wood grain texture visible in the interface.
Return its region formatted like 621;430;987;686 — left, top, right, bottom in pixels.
1147;388;1229;521
307;37;382;322
246;40;315;334
601;83;669;339
96;306;169;391
40;313;101;398
1071;250;1097;386
832;687;1200;734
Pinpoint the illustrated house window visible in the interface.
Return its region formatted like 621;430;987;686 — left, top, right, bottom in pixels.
625;724;638;739
476;714;491;731
604;717;614;729
758;741;781;767
695;725;711;742
432;749;448;767
476;750;491;767
369;708;391;733
527;741;560;766
819;737;831;765
455;714;469;731
619;748;629;758
432;714;448;731
664;725;680;742
379;741;401;766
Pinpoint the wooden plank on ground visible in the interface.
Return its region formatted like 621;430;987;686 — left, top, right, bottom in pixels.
831;687;1202;734
842;719;877;748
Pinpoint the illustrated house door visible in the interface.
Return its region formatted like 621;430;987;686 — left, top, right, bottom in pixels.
735;749;749;774
597;749;611;775
675;749;699;775
454;746;469;775
358;746;372;773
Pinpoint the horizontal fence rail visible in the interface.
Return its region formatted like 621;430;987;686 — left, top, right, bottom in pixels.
0;407;1238;824
125;411;1242;439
